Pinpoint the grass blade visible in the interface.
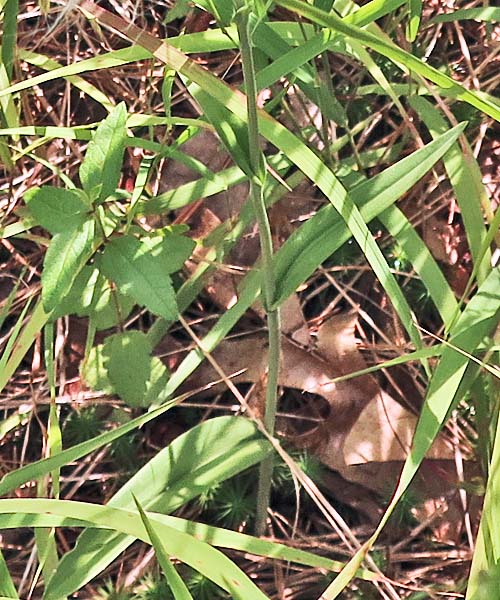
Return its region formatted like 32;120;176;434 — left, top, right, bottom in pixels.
133;496;194;600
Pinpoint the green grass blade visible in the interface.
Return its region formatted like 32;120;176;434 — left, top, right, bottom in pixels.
272;123;465;307
0;510;379;582
409;96;491;283
0;499;271;600
432;7;500;23
44;417;271;597
275;0;500;122
133;497;194;600
377;204;458;327
19;49;113;109
407;0;422;41
467;406;500;598
0;548;18;599
321;267;500;597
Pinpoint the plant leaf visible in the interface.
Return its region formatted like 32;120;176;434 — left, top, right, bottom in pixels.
133;496;194;600
51;265;134;329
99;234;178;320
24;186;90;234
0;499;271;600
79;102;127;203
44;416;272;597
41;219;95;312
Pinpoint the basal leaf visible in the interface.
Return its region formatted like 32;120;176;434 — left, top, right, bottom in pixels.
41;219;95;312
79;102;127;203
24;186;90;234
99;234;178;320
44;416;272;597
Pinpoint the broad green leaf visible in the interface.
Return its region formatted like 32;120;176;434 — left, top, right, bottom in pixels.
104;332;152;407
44;416;272;597
164;0;191;23
24;186;90;234
134;497;194;600
41;219;95;312
82;337;169;408
79;102;127;203
99;234;178;320
142;229;196;274
0;499;271;600
52;265;134;330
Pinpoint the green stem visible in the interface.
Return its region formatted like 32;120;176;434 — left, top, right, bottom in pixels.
235;1;281;536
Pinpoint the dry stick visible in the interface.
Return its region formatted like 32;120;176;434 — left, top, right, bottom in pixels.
233;1;281;537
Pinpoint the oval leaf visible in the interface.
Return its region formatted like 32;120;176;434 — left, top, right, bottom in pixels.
41;219;95;312
24;186;90;234
99;234;178;320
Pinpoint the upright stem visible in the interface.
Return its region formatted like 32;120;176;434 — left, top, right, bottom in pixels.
235;2;281;536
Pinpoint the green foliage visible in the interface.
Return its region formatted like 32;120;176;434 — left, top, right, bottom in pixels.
79;102;127;203
1;1;499;598
24;186;91;233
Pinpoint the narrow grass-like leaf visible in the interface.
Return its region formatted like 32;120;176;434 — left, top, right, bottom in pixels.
133;497;194;600
275;0;500;122
44;417;272;597
467;410;500;598
407;0;422;41
272;123;465;307
432;7;500;23
0;395;189;496
79;102;127;203
41;219;95;312
0;547;17;599
322;267;500;597
0;510;379;582
190;85;253;177
377;204;458;326
409;96;491;283
19;49;113;109
0;499;271;600
0;300;50;396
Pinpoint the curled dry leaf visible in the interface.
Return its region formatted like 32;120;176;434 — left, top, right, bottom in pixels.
179;308;468;535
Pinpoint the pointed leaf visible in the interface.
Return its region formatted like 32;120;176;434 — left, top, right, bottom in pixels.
133;497;194;600
99;234;178;320
41;219;95;312
79;102;127;203
24;186;90;234
45;416;272;597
